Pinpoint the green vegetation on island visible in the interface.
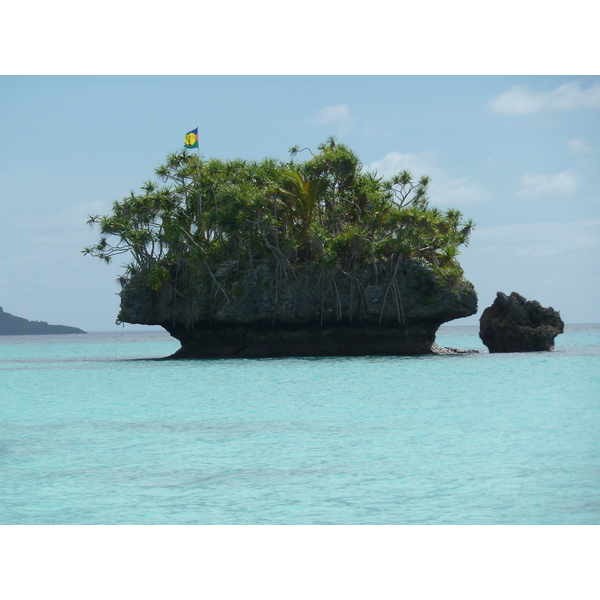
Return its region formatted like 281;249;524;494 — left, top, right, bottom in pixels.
84;138;475;305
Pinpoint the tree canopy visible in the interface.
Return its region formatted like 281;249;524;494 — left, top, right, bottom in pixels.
84;138;474;295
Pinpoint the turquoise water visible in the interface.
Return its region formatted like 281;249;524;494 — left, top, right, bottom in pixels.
1;324;598;524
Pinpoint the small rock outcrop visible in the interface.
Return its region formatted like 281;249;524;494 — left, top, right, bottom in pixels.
0;306;86;335
479;292;564;352
119;260;477;358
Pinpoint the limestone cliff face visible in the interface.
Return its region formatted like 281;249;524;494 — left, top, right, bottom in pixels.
119;260;477;358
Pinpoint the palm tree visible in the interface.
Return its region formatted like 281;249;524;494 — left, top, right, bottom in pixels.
278;169;327;259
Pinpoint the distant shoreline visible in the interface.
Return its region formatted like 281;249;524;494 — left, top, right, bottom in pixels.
0;306;85;335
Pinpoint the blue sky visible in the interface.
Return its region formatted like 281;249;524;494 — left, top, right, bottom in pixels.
1;75;599;331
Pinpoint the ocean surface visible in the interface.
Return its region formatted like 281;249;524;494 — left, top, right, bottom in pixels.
1;324;598;525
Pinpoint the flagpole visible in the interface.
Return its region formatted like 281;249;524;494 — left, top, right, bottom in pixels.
196;126;202;222
185;127;203;238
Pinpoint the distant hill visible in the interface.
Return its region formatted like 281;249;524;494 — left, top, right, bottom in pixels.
0;306;86;335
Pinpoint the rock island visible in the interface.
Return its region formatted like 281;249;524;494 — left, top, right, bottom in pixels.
85;139;477;357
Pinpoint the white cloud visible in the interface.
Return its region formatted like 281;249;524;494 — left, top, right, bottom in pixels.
489;85;545;115
472;218;600;259
489;81;600;115
367;151;490;205
566;138;592;155
436;178;491;204
311;104;355;134
313;104;350;124
367;150;437;180
518;171;578;198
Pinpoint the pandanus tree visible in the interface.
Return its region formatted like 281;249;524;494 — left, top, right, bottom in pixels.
84;138;474;300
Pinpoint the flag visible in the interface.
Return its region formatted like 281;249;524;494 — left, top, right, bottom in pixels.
184;128;199;149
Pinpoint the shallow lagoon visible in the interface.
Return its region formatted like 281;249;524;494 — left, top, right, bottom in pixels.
1;324;598;524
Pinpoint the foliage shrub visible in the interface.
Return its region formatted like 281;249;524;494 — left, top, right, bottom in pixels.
84;138;474;296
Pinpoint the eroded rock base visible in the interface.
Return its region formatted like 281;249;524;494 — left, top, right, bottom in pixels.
164;322;441;359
